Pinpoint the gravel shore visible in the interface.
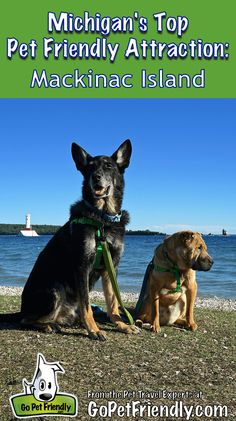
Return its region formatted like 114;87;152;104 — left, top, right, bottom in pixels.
0;286;235;311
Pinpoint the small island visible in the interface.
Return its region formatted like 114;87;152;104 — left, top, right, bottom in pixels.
126;229;165;236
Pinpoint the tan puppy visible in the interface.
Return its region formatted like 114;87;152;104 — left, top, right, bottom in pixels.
135;231;213;332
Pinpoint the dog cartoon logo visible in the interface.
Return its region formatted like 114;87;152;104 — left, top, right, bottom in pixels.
10;353;78;418
22;353;64;402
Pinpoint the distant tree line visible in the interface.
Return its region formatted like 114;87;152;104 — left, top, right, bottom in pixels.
126;229;165;236
0;224;165;236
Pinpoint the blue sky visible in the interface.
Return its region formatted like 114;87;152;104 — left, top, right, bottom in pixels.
0;99;235;234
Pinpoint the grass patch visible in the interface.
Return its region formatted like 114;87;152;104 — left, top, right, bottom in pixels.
0;296;235;420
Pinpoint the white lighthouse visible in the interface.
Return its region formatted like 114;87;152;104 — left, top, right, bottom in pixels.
26;213;31;229
20;213;39;237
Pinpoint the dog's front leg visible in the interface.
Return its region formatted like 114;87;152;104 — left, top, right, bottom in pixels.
77;272;107;341
151;294;161;333
102;271;140;334
185;280;198;331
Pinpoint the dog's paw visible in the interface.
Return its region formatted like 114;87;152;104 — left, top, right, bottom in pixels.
189;322;198;331
151;323;161;333
88;330;107;341
51;323;62;333
36;323;62;334
42;324;54;334
117;323;141;335
128;324;141;334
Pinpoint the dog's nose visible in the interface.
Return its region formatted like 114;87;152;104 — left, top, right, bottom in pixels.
209;256;214;266
39;393;53;401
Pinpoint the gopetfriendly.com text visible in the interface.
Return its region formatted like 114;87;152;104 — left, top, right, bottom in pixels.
88;400;228;419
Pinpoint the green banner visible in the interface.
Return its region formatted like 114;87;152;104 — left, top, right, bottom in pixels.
10;393;77;418
0;0;235;97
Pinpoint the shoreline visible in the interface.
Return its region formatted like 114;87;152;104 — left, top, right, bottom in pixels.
0;286;235;312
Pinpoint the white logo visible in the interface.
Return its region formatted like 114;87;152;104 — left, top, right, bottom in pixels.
23;353;64;402
10;353;78;418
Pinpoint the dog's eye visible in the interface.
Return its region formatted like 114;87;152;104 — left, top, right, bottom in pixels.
48;382;52;389
39;380;46;391
198;245;203;251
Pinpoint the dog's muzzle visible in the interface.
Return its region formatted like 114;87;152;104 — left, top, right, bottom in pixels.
192;255;214;271
91;181;111;199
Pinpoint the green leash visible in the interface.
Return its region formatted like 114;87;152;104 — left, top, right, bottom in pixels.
101;241;134;325
153;264;182;294
71;217;134;325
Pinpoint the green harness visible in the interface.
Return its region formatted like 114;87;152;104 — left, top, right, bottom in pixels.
71;217;134;325
153;263;182;294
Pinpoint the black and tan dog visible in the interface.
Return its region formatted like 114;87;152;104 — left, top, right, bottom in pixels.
135;231;213;332
0;140;140;340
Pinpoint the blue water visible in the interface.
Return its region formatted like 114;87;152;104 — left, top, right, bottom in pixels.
0;235;235;299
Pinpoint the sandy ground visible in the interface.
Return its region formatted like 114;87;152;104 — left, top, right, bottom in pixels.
0;286;235;311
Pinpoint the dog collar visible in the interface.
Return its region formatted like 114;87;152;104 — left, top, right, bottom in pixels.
103;213;122;222
82;200;122;223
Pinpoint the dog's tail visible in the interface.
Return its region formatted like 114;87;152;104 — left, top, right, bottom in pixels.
0;312;22;323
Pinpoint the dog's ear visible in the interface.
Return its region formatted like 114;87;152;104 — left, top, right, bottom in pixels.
180;231;195;243
71;142;92;174
38;353;47;369
111;139;132;172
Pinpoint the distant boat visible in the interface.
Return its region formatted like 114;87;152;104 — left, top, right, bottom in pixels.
222;229;227;236
20;214;39;237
